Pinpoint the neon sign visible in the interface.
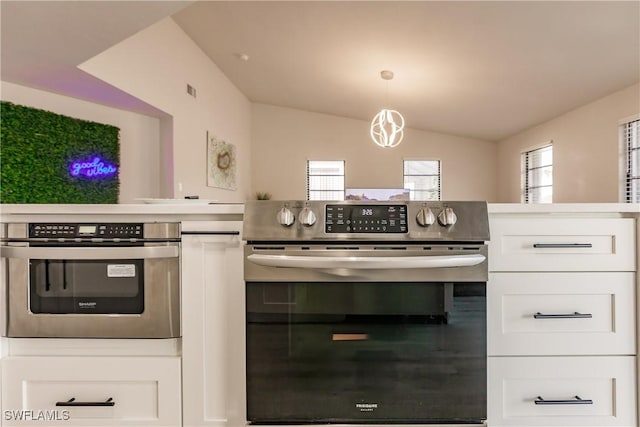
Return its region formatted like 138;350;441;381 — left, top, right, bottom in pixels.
69;157;117;179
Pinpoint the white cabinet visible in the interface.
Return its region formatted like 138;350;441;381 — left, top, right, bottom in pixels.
489;217;635;272
1;356;181;426
181;221;244;427
488;356;636;426
488;214;637;427
488;272;635;356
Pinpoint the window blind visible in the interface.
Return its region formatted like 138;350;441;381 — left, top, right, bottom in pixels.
307;160;345;201
624;119;640;203
403;160;441;200
522;144;552;204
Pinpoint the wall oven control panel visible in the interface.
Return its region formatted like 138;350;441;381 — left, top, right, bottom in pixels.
325;204;407;233
29;223;143;239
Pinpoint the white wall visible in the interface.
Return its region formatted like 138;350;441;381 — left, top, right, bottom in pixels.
0;81;162;203
497;83;640;203
80;18;252;202
251;104;498;201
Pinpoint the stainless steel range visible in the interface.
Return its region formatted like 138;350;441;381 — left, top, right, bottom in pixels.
243;200;489;425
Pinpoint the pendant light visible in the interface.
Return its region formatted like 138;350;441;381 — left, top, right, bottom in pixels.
370;70;405;148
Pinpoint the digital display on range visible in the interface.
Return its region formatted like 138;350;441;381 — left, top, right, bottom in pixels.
78;225;97;235
325;205;407;233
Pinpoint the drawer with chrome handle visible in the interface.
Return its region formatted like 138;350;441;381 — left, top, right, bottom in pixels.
488;272;635;356
488;356;636;426
1;356;181;426
488;217;635;271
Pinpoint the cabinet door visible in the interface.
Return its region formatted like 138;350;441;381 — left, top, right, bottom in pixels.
489;218;635;272
181;221;245;427
488;272;636;356
488;356;636;426
1;356;181;426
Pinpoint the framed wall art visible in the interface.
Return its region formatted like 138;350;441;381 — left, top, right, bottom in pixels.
207;132;237;190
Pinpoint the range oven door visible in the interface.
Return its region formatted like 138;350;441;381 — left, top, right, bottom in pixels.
2;245;180;338
245;244;487;425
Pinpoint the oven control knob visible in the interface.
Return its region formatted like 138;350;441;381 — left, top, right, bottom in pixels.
416;207;436;227
299;207;317;226
277;207;295;227
438;207;457;226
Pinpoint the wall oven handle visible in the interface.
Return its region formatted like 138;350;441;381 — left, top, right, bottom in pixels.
0;246;178;260
534;396;593;405
56;397;115;407
247;253;486;269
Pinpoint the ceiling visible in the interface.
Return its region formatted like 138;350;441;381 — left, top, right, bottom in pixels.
2;1;639;141
0;1;192;117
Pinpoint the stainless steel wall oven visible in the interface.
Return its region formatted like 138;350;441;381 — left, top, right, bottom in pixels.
243;201;489;426
1;222;180;338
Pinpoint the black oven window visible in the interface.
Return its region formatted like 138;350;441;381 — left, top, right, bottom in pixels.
246;281;487;424
29;259;144;314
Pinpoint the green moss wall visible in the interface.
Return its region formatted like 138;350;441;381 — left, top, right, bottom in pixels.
1;101;120;203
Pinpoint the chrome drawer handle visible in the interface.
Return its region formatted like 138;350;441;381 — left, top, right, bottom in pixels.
535;395;593;405
56;397;115;407
534;312;593;319
532;243;593;248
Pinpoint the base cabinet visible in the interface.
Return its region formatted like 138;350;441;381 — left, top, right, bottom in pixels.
181;221;245;427
1;356;181;426
488;213;637;427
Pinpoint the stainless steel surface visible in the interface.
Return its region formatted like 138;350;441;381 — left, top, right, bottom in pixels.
3;222;180;338
243;200;489;242
1;245;178;260
245;244;488;282
243;201;489;425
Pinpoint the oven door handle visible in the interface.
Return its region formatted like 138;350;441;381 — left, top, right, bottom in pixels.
0;246;178;260
247;253;486;269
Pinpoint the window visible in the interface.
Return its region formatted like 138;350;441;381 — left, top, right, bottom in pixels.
522;144;553;204
306;160;345;200
403;160;440;200
623;119;639;203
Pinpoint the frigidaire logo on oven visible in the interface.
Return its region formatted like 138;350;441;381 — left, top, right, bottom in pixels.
78;302;97;309
355;403;378;412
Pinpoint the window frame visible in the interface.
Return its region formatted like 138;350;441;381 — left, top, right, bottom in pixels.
521;142;553;204
402;159;441;201
306;159;345;201
620;116;640;203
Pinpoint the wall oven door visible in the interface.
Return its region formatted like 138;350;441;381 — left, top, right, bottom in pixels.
245;243;487;425
1;223;180;338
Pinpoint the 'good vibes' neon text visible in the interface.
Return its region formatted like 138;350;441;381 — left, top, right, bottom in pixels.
70;157;117;178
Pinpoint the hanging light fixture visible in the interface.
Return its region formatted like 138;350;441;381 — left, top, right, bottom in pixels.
370;70;405;148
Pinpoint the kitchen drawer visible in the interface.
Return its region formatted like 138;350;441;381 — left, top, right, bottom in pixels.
489;218;635;271
488;272;636;356
488;356;636;426
1;356;181;426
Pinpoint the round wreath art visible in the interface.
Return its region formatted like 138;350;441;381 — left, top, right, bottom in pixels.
207;134;237;190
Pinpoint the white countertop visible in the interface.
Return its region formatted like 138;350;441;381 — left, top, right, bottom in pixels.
1;203;638;222
488;203;640;215
0;203;244;222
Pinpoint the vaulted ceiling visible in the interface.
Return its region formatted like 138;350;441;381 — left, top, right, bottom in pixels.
2;1;639;141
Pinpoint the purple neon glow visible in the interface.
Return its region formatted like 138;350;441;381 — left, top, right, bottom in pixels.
69;157;117;179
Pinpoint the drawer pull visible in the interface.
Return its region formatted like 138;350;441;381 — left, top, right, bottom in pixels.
535;395;593;405
534;312;593;319
56;397;115;407
532;243;593;249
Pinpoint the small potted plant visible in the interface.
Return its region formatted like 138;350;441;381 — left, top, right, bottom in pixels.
255;192;272;200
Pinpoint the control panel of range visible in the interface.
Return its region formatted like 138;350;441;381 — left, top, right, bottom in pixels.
29;223;143;239
326;204;408;233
